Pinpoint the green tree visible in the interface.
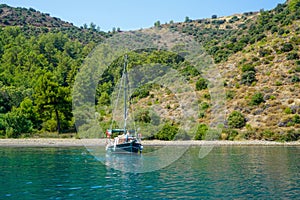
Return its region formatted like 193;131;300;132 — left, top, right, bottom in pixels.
35;72;71;133
3;108;34;138
288;0;300;12
18;97;39;128
185;16;191;23
2;98;37;138
89;22;96;31
98;92;110;106
154;20;161;27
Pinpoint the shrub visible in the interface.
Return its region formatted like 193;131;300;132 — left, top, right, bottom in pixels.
250;92;265;106
3;110;34;138
228;111;246;128
226;90;236;100
256;34;266;42
196;78;208;91
241;71;256;85
293;114;300;124
262;130;275;140
287;51;299;60
223;129;239;140
276;130;300;142
241;64;256;72
252;57;260;62
229;16;239;23
258;48;272;57
131;84;151;99
196;78;208;90
200;102;210;110
203;93;210;99
245;129;262;140
214;49;230;63
42;119;58;132
0;115;6;137
284;107;292;114
154;123;178;140
198;111;205;118
275;81;283;86
270;95;276;100
291;75;300;83
281;43;294;52
271;26;278;33
134;109;151;123
278;28;285;35
194;124;208;140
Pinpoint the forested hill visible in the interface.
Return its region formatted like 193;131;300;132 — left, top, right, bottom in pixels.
0;1;300;141
0;4;73;28
0;4;111;137
0;4;109;44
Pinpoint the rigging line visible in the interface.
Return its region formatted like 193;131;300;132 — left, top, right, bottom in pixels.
126;67;138;136
110;61;124;130
123;55;128;131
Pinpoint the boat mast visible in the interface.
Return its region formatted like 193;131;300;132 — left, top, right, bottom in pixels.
123;55;128;133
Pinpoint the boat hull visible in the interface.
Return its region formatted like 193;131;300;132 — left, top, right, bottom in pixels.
106;141;143;153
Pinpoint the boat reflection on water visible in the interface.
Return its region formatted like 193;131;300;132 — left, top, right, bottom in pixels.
105;152;144;173
86;146;144;173
87;145;189;173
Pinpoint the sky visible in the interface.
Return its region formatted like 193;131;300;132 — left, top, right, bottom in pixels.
1;0;286;32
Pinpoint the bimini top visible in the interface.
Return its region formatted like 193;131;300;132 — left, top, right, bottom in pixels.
106;129;126;134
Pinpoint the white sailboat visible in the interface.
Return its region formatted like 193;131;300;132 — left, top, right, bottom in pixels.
105;55;143;153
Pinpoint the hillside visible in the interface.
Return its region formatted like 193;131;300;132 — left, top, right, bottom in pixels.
0;4;73;27
0;4;109;44
99;0;299;141
0;1;299;141
161;0;300;140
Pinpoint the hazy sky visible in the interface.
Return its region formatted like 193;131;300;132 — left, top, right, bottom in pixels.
1;0;286;31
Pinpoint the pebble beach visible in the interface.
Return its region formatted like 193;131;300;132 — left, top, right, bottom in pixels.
0;138;299;147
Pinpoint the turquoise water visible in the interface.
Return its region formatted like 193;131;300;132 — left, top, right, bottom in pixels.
0;146;299;199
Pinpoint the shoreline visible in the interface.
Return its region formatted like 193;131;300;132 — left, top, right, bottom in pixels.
0;138;300;147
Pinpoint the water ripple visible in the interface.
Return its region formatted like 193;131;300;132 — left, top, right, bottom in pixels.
0;146;299;199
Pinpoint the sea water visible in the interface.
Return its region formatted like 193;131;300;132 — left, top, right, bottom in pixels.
0;146;299;199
